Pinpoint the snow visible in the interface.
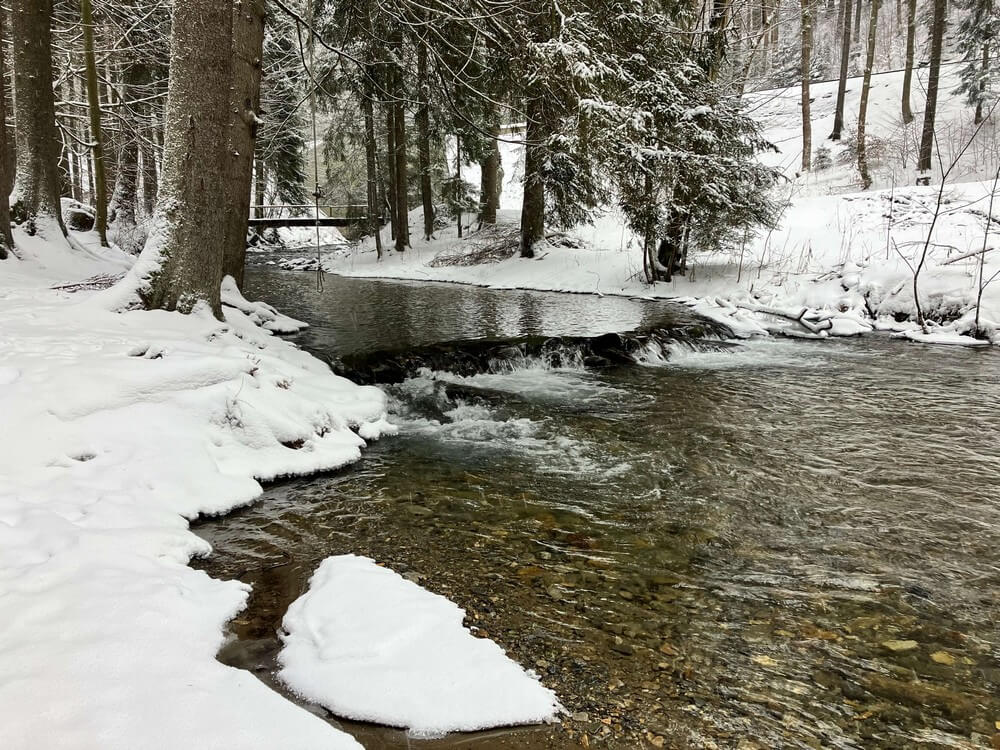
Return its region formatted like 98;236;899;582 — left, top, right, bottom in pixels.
0;230;394;750
297;63;1000;348
278;554;562;738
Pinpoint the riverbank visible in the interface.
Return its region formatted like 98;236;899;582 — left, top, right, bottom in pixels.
293;177;1000;347
0;232;393;750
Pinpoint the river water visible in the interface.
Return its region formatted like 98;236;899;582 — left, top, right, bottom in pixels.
194;269;1000;749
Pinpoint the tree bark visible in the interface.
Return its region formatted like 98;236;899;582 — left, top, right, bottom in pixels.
361;83;383;259
520;96;545;258
9;0;66;239
830;0;853;139
917;0;946;183
134;0;233;315
221;0;266;290
391;32;409;252
857;0;880;189
0;10;14;258
416;42;434;241
800;0;813;170
480;119;500;227
853;0;863;42
110;64;142;253
80;0;108;245
455;138;462;239
901;0;916;123
384;104;397;242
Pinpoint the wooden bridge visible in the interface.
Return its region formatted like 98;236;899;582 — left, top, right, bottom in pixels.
247;204;372;229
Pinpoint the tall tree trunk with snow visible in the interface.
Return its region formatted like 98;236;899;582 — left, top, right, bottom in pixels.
221;0;266;290
384;106;397;241
901;0;916;123
9;0;66;239
830;0;853;139
480;119;500;227
131;0;233;315
0;11;13;259
857;0;879;189
361;84;383;259
416;44;434;242
520;95;545;259
140;120;158;217
81;0;108;246
917;0;946;184
391;32;409;252
110;64;143;253
800;0;813;171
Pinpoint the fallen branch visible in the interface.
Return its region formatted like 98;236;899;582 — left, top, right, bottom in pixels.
736;303;834;333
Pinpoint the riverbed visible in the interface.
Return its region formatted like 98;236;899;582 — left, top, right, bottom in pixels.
194;269;1000;749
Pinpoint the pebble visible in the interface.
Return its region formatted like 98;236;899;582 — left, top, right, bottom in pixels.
882;639;919;652
572;711;590;722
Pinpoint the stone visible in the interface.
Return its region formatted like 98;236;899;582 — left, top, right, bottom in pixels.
930;650;956;665
881;639;919;652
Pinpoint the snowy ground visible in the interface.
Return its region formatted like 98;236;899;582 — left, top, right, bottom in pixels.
0;231;394;749
307;63;1000;346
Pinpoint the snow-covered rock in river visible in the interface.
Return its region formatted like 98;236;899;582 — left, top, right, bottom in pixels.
278;554;562;738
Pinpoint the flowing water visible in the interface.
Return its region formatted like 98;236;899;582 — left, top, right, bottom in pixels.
194;269;1000;749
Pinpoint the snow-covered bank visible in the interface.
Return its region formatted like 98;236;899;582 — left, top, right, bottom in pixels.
0;232;392;750
278;555;561;738
299;177;1000;345
296;61;1000;346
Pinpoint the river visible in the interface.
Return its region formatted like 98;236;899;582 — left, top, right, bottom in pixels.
193;269;1000;749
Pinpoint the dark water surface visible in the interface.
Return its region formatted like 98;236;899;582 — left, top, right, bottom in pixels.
194;270;1000;749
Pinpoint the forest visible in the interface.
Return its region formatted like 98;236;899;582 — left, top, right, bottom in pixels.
1;0;999;749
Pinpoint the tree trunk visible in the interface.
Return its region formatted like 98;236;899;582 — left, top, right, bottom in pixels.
857;0;880;189
455;138;463;239
0;10;14;258
830;0;853;139
800;0;812;171
416;42;434;241
771;0;780;45
361;85;383;259
384;105;397;242
133;0;233;315
9;0;66;239
110;64;142;253
520;96;545;258
80;0;108;245
917;0;946;183
853;0;863;42
391;35;409;252
706;0;731;79
975;43;988;124
140;121;158;216
480;119;500;227
221;0;266;290
901;0;916;123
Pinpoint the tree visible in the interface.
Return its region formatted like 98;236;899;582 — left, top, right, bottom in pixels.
917;0;946;184
901;0;916;122
80;0;108;246
221;0;267;289
954;0;998;124
9;0;67;240
830;0;853;139
857;0;880;189
121;0;234;315
0;10;15;259
800;0;813;170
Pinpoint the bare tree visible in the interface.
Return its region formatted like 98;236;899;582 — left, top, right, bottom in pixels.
857;0;880;189
80;0;108;246
917;0;946;184
830;0;853;140
800;0;813;170
901;0;916;123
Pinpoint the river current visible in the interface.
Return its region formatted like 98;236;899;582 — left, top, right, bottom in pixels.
194;269;1000;749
